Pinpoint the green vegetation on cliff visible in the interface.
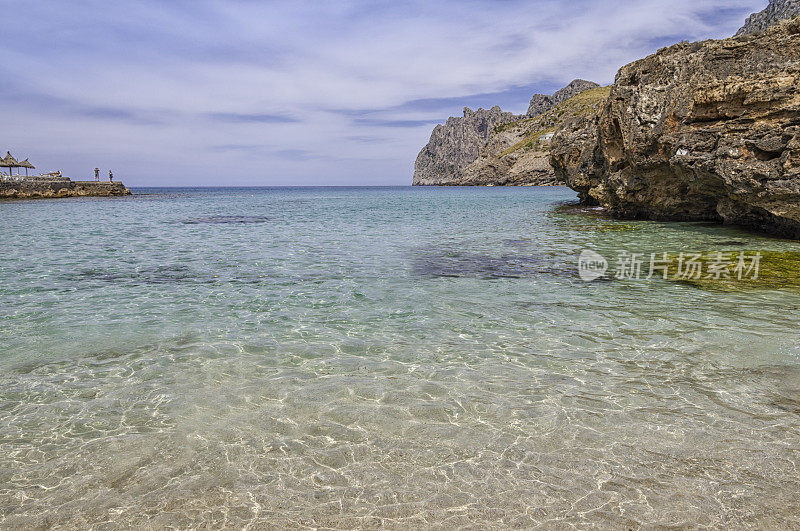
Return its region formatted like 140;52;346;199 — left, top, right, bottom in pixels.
496;86;611;158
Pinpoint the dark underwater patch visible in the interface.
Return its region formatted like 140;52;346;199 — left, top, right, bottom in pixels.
180;215;271;224
410;249;577;279
71;264;198;285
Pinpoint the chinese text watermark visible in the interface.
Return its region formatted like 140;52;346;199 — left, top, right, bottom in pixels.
578;250;761;282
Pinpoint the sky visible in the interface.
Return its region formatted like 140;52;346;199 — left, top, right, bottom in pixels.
1;0;766;186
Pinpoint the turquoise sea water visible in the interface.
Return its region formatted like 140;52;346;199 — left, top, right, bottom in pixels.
1;186;799;528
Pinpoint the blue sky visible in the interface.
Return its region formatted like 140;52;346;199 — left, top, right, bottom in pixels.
1;0;765;186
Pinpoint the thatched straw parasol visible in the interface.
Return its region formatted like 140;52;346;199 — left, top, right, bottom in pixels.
3;152;19;176
19;158;35;176
0;153;12;176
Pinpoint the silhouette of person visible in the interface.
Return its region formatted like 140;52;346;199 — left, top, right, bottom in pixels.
95;167;100;181
109;170;114;182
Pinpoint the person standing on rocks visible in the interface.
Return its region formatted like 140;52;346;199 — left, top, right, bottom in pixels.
109;170;113;182
94;168;100;181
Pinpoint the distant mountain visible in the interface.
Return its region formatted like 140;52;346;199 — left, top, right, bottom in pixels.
412;106;518;186
412;80;599;186
737;0;800;35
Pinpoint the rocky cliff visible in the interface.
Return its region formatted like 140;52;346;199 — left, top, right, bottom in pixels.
458;86;610;186
551;18;800;238
412;106;517;185
526;79;599;117
737;0;800;35
412;80;599;185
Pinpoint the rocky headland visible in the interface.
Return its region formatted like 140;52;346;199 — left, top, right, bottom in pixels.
412;106;518;185
412;80;600;186
410;0;800;238
458;85;607;186
551;16;800;238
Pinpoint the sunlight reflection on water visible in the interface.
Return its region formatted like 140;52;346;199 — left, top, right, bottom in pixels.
1;187;799;528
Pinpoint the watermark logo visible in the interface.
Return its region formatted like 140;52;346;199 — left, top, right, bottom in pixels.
578;249;762;282
578;249;609;281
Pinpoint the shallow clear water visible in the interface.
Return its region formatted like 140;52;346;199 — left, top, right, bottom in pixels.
1;186;799;528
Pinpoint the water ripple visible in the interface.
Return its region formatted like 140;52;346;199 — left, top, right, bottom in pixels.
1;187;800;527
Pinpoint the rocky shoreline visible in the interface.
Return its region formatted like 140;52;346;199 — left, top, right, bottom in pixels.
0;179;131;199
412;0;800;239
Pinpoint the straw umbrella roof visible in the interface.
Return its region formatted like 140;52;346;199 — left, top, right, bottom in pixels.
4;152;19;166
0;159;8;167
18;159;35;169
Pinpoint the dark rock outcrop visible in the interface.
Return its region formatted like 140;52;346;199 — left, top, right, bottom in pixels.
551;18;800;238
737;0;800;35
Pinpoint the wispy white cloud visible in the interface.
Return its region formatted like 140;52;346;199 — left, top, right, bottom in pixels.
0;0;764;185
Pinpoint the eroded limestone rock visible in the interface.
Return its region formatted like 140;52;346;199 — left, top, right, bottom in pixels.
551;18;800;237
